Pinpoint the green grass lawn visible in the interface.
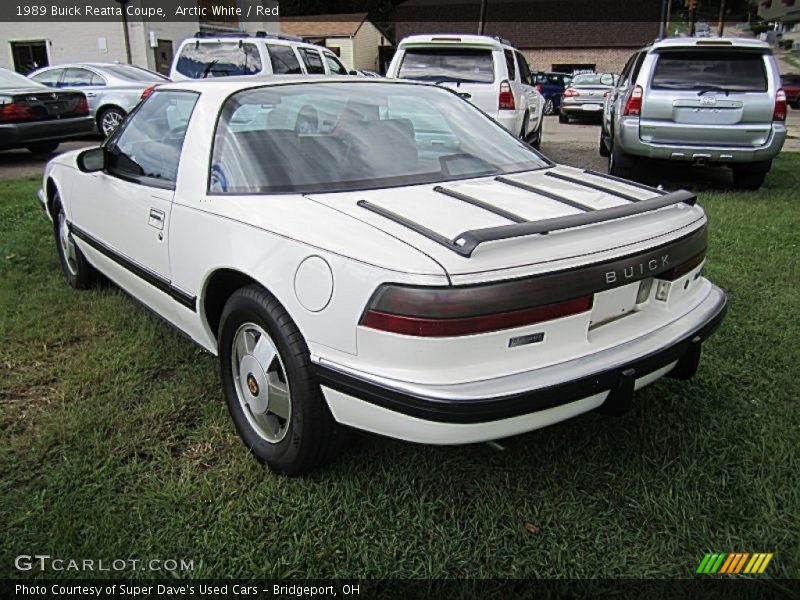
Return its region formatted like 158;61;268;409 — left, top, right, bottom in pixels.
1;156;799;580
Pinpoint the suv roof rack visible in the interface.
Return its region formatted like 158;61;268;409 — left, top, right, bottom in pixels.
193;31;303;42
493;36;513;46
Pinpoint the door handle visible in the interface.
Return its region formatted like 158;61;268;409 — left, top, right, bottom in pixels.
148;208;165;230
85;92;97;97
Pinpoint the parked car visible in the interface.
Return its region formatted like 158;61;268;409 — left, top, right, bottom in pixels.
533;71;572;115
170;32;350;81
601;38;787;189
695;22;712;38
39;77;727;474
355;69;382;78
781;73;800;108
387;34;544;147
0;67;93;154
559;72;617;123
29;62;169;137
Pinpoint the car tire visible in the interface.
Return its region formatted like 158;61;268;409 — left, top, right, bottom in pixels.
791;98;800;110
543;97;555;115
608;138;636;179
98;107;127;138
558;112;569;124
26;142;60;155
599;128;610;157
732;163;769;190
53;197;96;289
218;284;346;475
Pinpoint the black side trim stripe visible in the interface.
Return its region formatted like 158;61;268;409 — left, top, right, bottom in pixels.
545;170;644;202
583;169;667;196
314;297;727;424
433;186;526;223
494;176;595;212
70;224;196;311
357;200;466;255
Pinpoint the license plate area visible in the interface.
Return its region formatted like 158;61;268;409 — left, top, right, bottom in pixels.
588;284;638;330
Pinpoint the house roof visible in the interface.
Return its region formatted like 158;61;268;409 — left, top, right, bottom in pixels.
280;13;370;38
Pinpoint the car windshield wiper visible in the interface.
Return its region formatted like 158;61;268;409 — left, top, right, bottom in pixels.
201;60;219;79
695;85;735;96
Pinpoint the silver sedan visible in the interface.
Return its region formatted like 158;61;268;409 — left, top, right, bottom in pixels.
28;63;168;136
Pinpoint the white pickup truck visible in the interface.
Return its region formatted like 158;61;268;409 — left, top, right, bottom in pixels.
38;77;727;474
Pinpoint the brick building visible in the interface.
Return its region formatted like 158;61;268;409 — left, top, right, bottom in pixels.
395;0;661;74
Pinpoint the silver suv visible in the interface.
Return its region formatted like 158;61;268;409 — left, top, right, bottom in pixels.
601;38;788;189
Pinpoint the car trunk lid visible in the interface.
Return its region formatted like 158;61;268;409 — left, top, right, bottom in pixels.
2;88;87;121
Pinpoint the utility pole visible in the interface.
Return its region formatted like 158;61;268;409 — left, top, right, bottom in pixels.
114;0;132;63
717;0;727;36
478;0;487;35
665;0;673;37
688;0;697;37
659;0;667;38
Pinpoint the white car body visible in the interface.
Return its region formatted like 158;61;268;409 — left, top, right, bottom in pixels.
386;34;544;144
38;77;726;472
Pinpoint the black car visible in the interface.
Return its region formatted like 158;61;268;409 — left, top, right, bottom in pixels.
0;68;94;154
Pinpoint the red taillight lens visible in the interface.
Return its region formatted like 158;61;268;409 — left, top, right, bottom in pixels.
75;96;89;116
774;88;787;122
140;85;157;100
0;101;35;123
659;250;706;281
498;80;515;110
534;83;542;93
623;85;643;116
360;282;593;337
563;88;579;97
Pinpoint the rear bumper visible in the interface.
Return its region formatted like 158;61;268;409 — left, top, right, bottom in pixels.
616;116;787;164
315;284;727;444
561;100;604;115
0;116;95;151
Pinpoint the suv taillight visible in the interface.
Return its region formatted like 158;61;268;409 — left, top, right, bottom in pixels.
499;80;515;110
534;83;542;93
563;88;579;97
360;283;593;337
0;101;35;123
622;85;643;117
774;88;787;122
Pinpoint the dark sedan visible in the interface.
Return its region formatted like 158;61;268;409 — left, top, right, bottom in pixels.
559;72;617;123
0;68;94;154
782;74;800;109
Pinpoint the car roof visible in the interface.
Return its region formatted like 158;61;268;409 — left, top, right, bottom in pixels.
156;75;426;93
647;37;772;51
179;36;329;51
398;34;512;50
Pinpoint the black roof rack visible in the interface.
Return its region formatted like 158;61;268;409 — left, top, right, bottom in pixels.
193;31;303;42
359;188;696;258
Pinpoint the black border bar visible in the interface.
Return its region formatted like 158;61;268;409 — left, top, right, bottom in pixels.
494;176;595;212
433;186;526;223
545;171;645;202
583;169;667;195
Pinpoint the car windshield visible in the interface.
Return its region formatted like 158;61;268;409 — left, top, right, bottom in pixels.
397;48;495;83
572;73;613;86
210;82;549;194
0;68;43;89
102;65;168;82
651;51;767;92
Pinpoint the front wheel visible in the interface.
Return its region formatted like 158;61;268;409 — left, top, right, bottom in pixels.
218;285;345;475
53;198;96;289
599;128;610;157
608;138;637;179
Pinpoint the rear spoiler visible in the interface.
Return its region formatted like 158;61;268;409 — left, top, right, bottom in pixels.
359;171;696;258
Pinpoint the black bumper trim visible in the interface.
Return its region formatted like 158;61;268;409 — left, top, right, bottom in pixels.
314;297;727;424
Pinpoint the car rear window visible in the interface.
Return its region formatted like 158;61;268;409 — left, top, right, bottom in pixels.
175;42;262;79
651;51;767;92
398;48;495;84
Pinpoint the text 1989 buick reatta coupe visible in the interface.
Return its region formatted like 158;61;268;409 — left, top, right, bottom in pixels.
38;77;727;474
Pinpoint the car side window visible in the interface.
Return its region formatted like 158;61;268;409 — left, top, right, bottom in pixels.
516;51;532;85
63;68;104;87
31;69;63;88
266;44;303;75
629;52;647;86
504;49;516;81
618;53;638;88
299;48;325;74
105;91;199;190
323;52;348;75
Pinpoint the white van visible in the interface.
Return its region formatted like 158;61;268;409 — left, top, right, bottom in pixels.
170;32;351;81
386;34;544;146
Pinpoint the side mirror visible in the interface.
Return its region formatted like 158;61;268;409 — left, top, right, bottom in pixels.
77;147;106;173
349;70;359;76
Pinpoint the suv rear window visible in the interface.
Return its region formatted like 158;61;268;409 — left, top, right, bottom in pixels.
398;48;494;83
175;42;262;79
651;51;767;92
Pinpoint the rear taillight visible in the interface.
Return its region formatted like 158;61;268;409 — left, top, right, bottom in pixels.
622;85;643;117
498;80;515;110
659;250;706;281
360;283;593;337
74;96;89;116
534;83;542;93
774;88;787;122
563;88;579;97
0;101;35;123
140;85;157;100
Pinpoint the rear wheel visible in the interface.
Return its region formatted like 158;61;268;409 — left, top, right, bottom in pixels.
732;164;769;190
53;197;96;289
218;285;345;475
26;142;59;155
98;107;126;137
543;97;555;115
